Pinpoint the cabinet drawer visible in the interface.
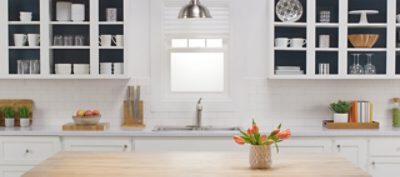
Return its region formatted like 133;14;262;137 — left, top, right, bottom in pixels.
63;137;132;152
370;138;400;156
0;137;61;165
0;166;34;177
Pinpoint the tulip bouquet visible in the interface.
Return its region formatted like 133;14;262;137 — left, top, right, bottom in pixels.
233;120;291;152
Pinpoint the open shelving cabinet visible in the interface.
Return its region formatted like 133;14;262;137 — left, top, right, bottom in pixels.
0;0;129;80
268;0;400;79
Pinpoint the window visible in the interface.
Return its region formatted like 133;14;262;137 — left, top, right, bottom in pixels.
170;38;226;92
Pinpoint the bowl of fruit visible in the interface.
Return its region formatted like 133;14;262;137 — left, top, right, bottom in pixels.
73;109;101;125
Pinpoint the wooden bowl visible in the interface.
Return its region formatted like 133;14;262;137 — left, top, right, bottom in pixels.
348;34;379;48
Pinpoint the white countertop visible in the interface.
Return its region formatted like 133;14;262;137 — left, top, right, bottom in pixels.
1;126;400;137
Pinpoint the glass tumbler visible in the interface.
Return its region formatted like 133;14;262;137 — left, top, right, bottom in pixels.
319;11;331;23
64;35;74;46
53;35;63;46
74;35;85;46
29;60;40;74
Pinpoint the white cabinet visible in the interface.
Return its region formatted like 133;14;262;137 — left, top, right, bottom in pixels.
134;137;247;152
368;157;400;177
0;166;33;177
0;137;61;165
272;137;332;154
369;138;400;156
333;138;368;171
63;137;132;152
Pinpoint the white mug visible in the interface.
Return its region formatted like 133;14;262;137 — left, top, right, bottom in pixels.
289;38;306;48
275;38;289;48
106;8;118;22
99;35;112;46
20;12;32;22
14;34;27;46
27;34;40;46
319;35;330;48
113;35;124;46
71;4;85;22
56;1;72;21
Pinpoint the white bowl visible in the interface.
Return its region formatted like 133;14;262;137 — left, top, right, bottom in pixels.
72;116;101;125
73;64;90;75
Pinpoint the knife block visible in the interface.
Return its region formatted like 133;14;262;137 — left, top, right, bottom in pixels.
122;100;145;128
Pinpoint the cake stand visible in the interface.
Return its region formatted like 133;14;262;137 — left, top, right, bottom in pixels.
349;10;379;24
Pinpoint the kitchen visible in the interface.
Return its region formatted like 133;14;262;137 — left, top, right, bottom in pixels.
0;0;399;176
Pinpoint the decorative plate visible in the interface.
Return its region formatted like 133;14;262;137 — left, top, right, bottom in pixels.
276;0;303;22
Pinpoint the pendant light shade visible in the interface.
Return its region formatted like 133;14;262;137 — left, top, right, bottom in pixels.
178;0;212;19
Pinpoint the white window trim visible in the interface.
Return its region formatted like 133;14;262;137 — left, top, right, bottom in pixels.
150;0;234;112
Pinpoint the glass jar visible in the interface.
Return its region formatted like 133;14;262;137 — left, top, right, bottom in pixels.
392;98;400;127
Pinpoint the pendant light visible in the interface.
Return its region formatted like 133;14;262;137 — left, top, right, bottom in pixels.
178;0;212;19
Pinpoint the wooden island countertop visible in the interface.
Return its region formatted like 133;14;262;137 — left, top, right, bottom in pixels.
23;152;371;177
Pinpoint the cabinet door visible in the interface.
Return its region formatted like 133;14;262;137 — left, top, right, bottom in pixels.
134;137;247;152
369;158;400;177
0;166;33;177
63;137;132;152
0;136;61;165
334;138;368;171
271;137;333;154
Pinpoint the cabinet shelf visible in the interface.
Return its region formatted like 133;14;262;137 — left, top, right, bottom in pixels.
316;48;339;51
274;47;306;51
50;21;90;25
316;23;339;28
99;21;124;25
99;46;124;49
0;74;130;80
348;23;387;28
9;46;40;49
347;48;386;52
8;21;40;25
50;46;90;49
274;22;307;27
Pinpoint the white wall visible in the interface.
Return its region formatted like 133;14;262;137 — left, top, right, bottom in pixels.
0;0;397;128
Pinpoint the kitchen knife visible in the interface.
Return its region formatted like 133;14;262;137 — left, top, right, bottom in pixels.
135;86;141;123
129;86;136;121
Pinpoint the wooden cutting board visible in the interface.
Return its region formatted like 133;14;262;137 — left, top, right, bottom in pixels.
62;123;110;131
0;99;33;127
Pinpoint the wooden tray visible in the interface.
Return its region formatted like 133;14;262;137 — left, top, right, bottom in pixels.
0;99;33;127
323;120;379;129
62;123;110;131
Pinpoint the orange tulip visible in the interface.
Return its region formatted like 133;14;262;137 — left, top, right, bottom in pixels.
271;129;280;135
267;139;274;145
233;135;245;145
277;129;291;140
260;134;267;142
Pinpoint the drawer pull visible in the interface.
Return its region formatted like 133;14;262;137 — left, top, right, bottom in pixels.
371;161;376;166
25;149;30;154
123;145;128;149
336;145;341;149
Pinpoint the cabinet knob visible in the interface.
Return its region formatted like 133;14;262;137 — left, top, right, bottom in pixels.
123;145;128;149
371;161;376;166
336;144;341;149
25;149;30;153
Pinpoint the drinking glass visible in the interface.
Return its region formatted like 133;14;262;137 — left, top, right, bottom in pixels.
64;35;74;46
364;53;376;74
29;60;40;74
349;54;357;74
354;53;364;74
53;35;63;46
319;11;331;23
74;35;85;46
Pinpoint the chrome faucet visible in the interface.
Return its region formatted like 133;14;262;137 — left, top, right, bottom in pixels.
195;98;203;128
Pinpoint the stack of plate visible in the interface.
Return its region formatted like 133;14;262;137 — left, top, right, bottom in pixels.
100;62;112;75
73;64;90;75
55;64;72;75
275;66;304;75
113;62;123;75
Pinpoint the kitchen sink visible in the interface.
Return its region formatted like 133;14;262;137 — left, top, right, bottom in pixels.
153;126;241;132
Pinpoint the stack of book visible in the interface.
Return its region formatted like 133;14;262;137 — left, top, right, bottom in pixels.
275;66;304;75
349;101;373;123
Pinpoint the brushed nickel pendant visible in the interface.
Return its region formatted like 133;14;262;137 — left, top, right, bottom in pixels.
178;0;212;19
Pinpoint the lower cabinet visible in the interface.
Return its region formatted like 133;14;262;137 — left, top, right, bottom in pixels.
62;137;132;152
333;138;368;171
368;157;400;177
0;166;34;177
272;137;332;154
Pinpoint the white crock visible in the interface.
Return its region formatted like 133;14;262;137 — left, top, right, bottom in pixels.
333;113;348;123
20;118;30;127
5;118;15;127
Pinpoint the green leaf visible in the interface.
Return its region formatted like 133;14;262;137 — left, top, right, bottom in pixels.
274;142;280;153
240;130;249;138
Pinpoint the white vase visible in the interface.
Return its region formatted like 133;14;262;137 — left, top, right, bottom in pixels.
20;118;30;127
5;118;15;127
333;113;349;123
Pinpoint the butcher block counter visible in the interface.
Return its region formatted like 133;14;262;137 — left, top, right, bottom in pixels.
23;152;370;177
